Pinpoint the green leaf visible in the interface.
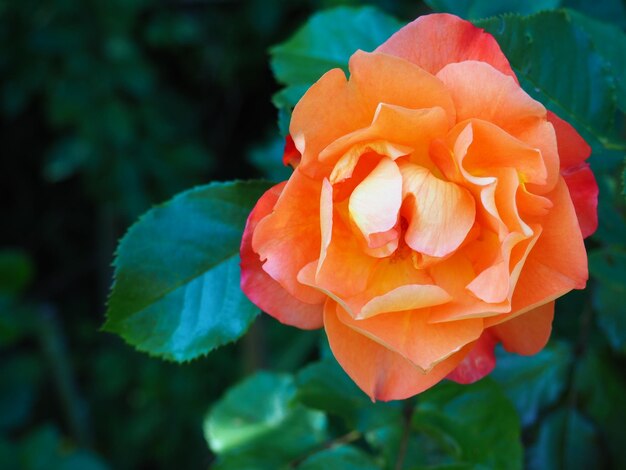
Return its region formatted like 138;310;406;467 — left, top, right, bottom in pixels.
476;10;623;150
589;249;626;353
425;0;561;20
491;342;572;426
295;358;400;432
204;371;327;467
104;180;272;362
574;349;626;467
299;445;379;470
414;379;523;470
564;0;626;29
269;6;401;134
567;10;626;113
0;249;34;296
529;408;603;470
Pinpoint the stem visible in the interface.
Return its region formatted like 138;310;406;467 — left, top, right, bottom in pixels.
38;304;93;448
395;399;416;470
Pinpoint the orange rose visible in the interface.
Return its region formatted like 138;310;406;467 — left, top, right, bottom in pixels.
241;13;598;400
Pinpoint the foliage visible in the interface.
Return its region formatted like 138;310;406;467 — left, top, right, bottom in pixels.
2;0;626;469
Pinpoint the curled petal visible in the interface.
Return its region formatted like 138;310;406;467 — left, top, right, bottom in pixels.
548;111;597;238
349;158;403;245
336;303;481;371
241;182;323;329
324;301;471;401
400;162;476;258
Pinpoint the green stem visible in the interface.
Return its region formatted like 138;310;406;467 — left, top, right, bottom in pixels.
38;304;93;448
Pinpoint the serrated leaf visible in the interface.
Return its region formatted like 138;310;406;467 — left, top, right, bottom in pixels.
476;10;624;150
269;6;401;135
528;408;602;470
491;342;572;426
104;180;272;362
204;371;327;467
589;249;626;353
424;0;561;20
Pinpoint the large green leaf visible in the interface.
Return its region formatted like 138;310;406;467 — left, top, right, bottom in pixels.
574;349;626;467
492;342;572;426
366;379;522;469
529;408;602;470
204;371;327;468
589;249;626;353
299;445;379;470
425;0;561;19
104;180;272;361
295;358;400;432
567;10;626;113
477;10;623;150
269;6;401;135
414;379;523;470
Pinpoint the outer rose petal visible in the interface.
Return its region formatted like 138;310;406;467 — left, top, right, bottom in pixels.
562;165;598;239
489;178;588;323
491;301;555;355
241;183;323;329
548;111;598;238
447;330;497;384
324;301;471;401
252;168;326;304
376;13;515;78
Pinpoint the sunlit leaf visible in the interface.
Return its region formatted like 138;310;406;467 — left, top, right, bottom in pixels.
204;372;327;467
104;180;272;361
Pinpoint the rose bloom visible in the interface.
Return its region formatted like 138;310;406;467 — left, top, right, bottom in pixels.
241;13;598;400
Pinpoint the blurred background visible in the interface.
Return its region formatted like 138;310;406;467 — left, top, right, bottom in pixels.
0;1;422;468
1;0;625;469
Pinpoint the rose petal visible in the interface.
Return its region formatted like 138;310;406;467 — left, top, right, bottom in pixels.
495;178;588;319
241;182;323;329
446;330;497;384
377;13;515;78
349;158;403;245
336;303;481;371
252;169;326;304
562;164;598;239
437;61;544;135
400;162;476;258
324;301;471;401
491;301;554;355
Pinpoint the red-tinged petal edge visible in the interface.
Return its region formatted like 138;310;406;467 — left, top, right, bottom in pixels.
240;182;324;329
376;13;516;79
283;135;302;168
548;111;598;238
446;330;497;384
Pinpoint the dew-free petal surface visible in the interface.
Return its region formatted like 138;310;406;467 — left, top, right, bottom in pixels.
377;13;515;78
241;182;323;329
324;301;470;401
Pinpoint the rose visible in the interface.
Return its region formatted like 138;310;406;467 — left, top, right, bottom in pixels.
240;13;598;400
